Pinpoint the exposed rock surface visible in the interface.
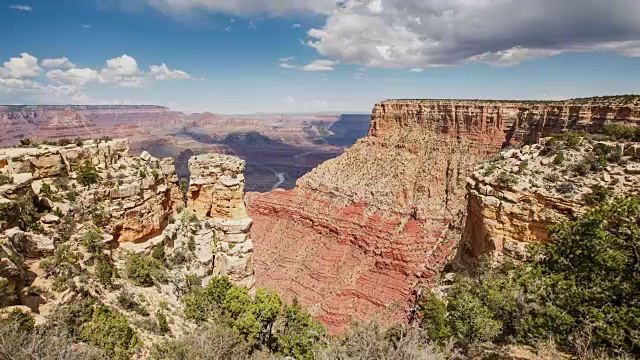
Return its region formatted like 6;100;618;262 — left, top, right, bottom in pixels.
188;154;255;289
0;139;182;243
461;136;640;266
249;96;640;334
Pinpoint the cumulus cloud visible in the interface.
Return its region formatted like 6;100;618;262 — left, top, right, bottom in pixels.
302;59;338;71
0;53;42;79
1;52;193;104
280;63;296;69
9;4;32;11
292;23;302;28
150;63;192;80
307;0;640;68
145;0;337;15
41;57;76;69
47;68;99;87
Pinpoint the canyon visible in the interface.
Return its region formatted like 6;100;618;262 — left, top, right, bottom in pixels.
0;105;370;192
248;96;640;334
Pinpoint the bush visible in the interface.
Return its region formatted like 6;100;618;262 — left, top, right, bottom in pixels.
76;161;99;187
0;277;17;307
156;311;169;334
81;305;140;360
95;260;115;288
0;174;12;186
419;293;451;344
582;184;613;206
556;182;575;194
151;244;166;262
183;276;233;323
601;123;640;141
90;204;109;228
495;172;518;187
81;227;105;254
553;152;566;165
123;252;166;287
5;309;35;333
0;194;47;231
40;244;81;280
150;322;250;360
117;290;149;316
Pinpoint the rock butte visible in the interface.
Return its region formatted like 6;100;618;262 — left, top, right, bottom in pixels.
249;97;640;334
0;139;255;293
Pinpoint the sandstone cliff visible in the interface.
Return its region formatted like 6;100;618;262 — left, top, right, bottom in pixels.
249;96;640;334
461;135;640;266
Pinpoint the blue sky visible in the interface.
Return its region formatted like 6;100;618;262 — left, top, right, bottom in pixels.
1;0;640;113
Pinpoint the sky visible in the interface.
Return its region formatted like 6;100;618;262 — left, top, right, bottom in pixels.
1;0;640;114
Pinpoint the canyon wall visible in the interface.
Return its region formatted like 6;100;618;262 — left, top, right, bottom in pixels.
461;138;640;266
249;96;640;334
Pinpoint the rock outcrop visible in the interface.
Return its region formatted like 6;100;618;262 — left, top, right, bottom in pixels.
0;139;182;243
249;96;640;334
188;154;255;289
461;136;640;266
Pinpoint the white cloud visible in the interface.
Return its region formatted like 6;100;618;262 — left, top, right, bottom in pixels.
144;0;338;15
409;68;423;72
1;52;193;104
302;59;338;71
81;24;92;29
0;53;42;78
46;68;99;86
9;4;32;11
150;63;192;80
280;63;296;69
279;56;294;62
307;0;640;68
98;54;145;87
41;57;76;69
292;23;302;28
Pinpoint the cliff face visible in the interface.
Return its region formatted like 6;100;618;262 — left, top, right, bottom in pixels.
187;154;255;289
0;140;182;243
461;138;640;266
249;97;640;334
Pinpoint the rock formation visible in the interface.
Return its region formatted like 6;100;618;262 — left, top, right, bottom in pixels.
0;139;182;244
461;136;640;266
188;154;255;289
249;96;640;334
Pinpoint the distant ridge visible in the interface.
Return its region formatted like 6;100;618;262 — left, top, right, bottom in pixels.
0;105;170;111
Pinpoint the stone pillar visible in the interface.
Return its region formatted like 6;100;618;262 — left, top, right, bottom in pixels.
187;154;255;289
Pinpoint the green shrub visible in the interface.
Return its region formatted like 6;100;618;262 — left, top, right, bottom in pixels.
495;172;518;187
601;123;640;141
77;161;99;187
117;290;149;316
556;182;575;194
183;276;233;323
40;244;81;280
273;299;326;359
123;252;166;287
95;260;115;288
0;277;17;307
90;204;109;228
582;184;613;206
139;170;147;179
0;194;47;231
419;292;451;344
553;152;565;165
482;163;498;177
81;227;105;254
57;138;72;146
151;244;166;262
156;311;169;334
5;309;35;333
0;174;12;186
81;305;140;360
150;323;249;360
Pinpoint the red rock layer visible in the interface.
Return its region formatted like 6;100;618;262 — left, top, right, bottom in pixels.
249;97;640;334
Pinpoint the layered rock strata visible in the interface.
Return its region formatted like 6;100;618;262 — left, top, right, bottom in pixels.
188;154;255;289
0;140;182;243
461;137;640;266
249;96;640;334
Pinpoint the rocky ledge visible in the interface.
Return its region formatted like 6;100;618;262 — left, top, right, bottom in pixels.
460;134;640;266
